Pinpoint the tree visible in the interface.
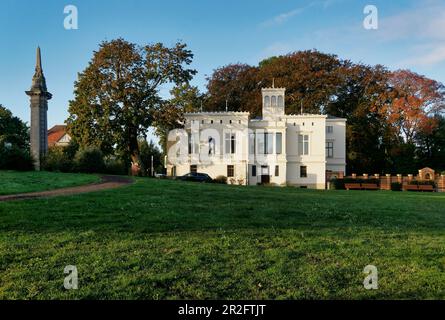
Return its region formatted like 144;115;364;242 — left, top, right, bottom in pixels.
0;104;29;149
204;51;445;174
0;105;33;171
378;70;445;144
139;139;163;175
66;39;196;175
256;50;344;115
205;51;345;116
327;64;393;174
152;83;202;152
415;115;445;171
204;51;392;173
206;63;258;113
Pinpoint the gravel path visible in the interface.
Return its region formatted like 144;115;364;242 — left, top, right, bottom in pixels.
0;175;134;202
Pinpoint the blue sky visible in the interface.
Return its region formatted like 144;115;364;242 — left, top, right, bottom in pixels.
1;0;445;143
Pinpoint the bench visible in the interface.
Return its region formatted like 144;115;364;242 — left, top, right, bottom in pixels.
403;185;419;191
361;183;379;190
345;183;362;190
403;184;434;192
345;183;379;190
419;185;434;192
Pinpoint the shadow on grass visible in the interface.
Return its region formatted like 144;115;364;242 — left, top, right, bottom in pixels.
0;178;444;235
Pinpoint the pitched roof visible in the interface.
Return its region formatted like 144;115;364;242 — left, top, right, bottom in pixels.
48;125;68;147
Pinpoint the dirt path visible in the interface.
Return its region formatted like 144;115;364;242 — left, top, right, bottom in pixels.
0;175;134;202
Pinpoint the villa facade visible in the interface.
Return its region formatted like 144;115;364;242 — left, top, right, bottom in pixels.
167;86;346;189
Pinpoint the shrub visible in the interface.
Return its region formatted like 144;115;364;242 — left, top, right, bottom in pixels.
391;182;402;191
0;145;34;171
213;175;227;184
104;157;128;175
42;146;74;172
74;147;105;173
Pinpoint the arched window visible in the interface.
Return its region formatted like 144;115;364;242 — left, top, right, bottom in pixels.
271;96;277;107
278;95;284;107
264;96;270;107
425;173;431;180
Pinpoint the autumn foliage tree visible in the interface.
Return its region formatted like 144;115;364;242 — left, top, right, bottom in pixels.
377;70;445;144
206;51;344;116
204;51;445;174
67;39;196;175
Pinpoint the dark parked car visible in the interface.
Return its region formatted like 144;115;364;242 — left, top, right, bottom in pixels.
177;172;213;183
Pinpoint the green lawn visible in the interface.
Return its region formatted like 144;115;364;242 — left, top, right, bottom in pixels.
0;174;444;299
0;171;100;195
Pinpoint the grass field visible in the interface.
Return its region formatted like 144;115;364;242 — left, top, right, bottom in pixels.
0;172;444;299
0;171;100;195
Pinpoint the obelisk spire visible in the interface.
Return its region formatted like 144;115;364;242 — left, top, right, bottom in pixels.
30;46;48;92
36;46;42;73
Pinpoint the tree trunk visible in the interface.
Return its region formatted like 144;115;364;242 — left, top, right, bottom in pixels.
129;130;145;176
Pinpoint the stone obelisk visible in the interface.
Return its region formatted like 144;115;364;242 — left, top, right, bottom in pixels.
26;47;52;170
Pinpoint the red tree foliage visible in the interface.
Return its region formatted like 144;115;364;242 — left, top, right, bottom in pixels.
376;70;445;143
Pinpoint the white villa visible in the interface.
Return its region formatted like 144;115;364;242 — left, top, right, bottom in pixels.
167;85;346;189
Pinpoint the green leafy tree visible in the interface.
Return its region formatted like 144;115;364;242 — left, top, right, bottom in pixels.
0;105;33;171
415;115;445;171
0;105;29;148
139;139;163;175
66;39;196;175
152;83;202;152
327;64;393;174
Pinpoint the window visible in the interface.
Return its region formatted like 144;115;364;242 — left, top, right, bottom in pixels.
326;126;333;134
231;134;236;154
257;133;265;155
225;132;236;154
220;120;223;124
252;165;257;177
249;133;256;155
276;133;282;154
210;120;214;124
208;137;215;156
298;134;309;155
275;165;279;177
171;166;176;177
264;96;270;107
326;141;334;158
271;96;277;107
264;133;273;154
300;166;307;178
190;165;197;174
188;134;198;154
278;96;284;107
227;165;234;177
188;134;192;154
